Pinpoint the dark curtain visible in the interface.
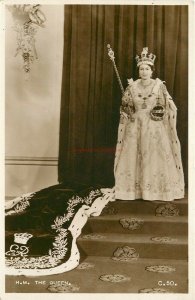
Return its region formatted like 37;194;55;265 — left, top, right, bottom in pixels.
58;5;188;186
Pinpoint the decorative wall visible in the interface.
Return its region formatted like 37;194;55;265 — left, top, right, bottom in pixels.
5;5;64;197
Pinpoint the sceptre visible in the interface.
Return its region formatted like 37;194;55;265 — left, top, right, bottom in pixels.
107;44;135;122
107;44;124;94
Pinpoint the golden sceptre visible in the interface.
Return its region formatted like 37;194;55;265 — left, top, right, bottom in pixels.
107;44;135;122
107;44;124;94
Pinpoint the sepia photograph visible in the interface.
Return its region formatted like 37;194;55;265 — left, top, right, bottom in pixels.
3;0;192;297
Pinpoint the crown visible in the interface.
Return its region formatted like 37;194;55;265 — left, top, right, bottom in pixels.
135;47;156;67
14;232;33;245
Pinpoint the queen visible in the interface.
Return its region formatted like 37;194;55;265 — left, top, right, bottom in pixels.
114;47;185;201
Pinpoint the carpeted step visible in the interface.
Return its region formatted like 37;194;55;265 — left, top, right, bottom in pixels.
82;214;188;236
5;256;188;293
77;233;187;260
102;197;188;216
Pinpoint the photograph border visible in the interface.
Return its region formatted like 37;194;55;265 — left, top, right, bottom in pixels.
1;0;194;299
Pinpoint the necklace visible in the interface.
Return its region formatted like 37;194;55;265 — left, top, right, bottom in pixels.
138;80;154;109
138;93;153;109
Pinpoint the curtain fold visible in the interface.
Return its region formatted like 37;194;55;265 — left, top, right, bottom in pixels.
58;5;188;186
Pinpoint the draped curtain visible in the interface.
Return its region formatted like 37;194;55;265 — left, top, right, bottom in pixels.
58;5;188;186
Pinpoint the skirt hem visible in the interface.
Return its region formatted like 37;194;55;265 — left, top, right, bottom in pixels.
115;191;185;201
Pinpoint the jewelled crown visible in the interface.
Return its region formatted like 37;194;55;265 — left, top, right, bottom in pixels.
135;47;156;67
14;232;33;245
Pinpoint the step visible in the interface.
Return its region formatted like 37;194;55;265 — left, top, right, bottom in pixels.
102;197;188;216
77;233;188;260
5;256;188;293
83;214;188;235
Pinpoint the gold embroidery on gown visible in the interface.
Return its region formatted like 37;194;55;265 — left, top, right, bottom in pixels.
114;78;185;201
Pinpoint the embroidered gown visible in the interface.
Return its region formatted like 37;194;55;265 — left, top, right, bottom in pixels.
114;78;185;201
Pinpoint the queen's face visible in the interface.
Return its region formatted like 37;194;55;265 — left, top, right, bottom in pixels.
139;64;153;80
